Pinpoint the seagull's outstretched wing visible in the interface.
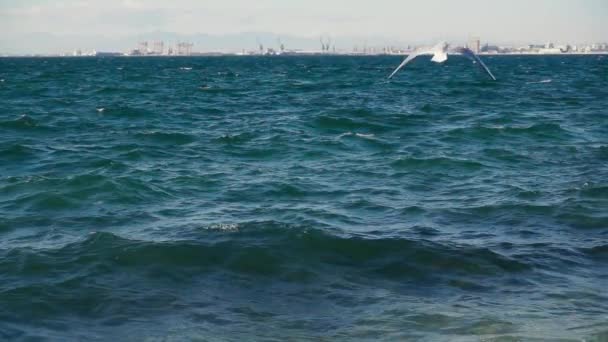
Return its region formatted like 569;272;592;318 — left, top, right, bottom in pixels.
388;49;433;79
450;47;496;81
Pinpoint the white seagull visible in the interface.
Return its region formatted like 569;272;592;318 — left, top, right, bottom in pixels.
388;42;496;80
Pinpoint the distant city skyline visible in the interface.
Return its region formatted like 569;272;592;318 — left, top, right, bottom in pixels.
1;0;607;54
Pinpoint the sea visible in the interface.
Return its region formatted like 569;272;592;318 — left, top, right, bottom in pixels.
0;55;607;341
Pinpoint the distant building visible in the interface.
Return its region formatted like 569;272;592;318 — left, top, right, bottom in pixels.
153;41;164;55
138;41;149;54
176;42;193;56
129;49;144;56
481;44;500;53
95;52;123;57
468;37;481;53
538;47;562;54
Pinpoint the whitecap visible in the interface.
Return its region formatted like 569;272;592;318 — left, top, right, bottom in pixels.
180;67;193;71
207;223;239;232
337;132;376;140
96;108;105;113
526;79;552;84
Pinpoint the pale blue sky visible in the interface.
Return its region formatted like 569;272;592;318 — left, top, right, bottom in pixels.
1;0;606;53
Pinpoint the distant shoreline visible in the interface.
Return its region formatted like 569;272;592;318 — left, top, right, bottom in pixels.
1;52;607;58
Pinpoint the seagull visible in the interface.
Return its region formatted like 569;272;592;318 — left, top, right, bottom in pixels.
388;41;496;80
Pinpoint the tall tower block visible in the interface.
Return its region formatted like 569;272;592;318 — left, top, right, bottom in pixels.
468;37;481;54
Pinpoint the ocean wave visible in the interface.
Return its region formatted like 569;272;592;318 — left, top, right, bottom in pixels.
337;132;376;139
460;203;556;216
482;148;532;164
0;222;538;336
0;223;531;280
312;115;391;133
0;114;48;131
336;132;395;150
578;185;608;199
2;173;176;213
133;131;197;145
419;103;455;113
390;156;485;171
213;132;256;145
198;86;242;93
556;212;608;230
94;86;146;95
579;244;608;260
97;106;153;118
526;79;553;84
595;145;608;160
0;143;41;161
445;123;571;141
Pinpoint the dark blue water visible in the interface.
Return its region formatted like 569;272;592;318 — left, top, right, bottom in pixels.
1;55;607;341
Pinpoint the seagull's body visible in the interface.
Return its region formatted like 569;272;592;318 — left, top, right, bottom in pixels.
388;42;496;80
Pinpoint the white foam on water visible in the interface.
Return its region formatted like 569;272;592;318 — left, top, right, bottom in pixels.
207;223;239;232
337;132;376;140
526;79;552;84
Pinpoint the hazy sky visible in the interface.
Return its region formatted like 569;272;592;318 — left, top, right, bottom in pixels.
1;0;607;52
